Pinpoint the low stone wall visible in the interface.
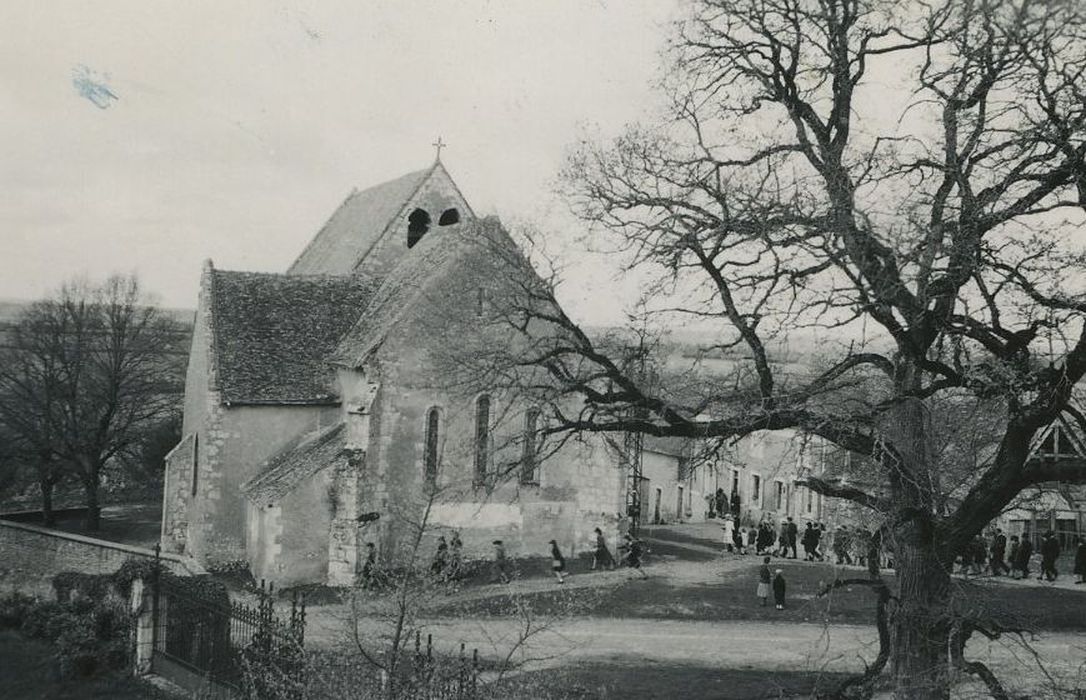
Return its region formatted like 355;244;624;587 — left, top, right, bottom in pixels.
0;519;203;596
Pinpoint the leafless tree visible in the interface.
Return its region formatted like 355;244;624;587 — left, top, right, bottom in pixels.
0;275;184;530
436;1;1086;697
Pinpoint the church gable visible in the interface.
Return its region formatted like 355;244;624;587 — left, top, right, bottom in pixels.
288;162;474;277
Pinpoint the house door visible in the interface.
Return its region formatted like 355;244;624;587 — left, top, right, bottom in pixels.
653;488;662;524
676;486;684;523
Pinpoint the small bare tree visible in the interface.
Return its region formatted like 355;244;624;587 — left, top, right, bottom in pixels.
0;275;184;530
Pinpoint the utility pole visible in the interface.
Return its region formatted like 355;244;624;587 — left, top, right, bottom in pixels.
624;334;648;537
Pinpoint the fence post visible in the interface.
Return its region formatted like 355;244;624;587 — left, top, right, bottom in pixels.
457;642;465;700
471;648;478;697
151;544;161;650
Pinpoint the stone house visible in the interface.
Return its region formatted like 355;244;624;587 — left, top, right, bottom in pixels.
160;162;626;587
636;430;828;528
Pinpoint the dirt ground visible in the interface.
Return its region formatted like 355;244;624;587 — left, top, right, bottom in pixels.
296;524;1086;698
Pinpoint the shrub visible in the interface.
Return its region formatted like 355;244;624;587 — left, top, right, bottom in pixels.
0;591;37;629
20;601;78;641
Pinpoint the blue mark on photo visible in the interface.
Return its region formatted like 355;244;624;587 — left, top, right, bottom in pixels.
72;65;118;109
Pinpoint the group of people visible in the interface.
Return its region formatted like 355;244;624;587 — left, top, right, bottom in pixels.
964;529;1086;583
722;516;884;568
360;526;650;589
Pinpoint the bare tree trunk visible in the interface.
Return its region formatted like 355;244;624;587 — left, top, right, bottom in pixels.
39;478;55;528
82;476;100;532
891;530;953;700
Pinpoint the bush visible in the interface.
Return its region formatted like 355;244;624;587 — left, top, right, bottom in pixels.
21;601;78;641
0;591;37;629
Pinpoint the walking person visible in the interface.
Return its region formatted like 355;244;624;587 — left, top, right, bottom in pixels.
989;529;1008;576
733;526;746;555
448;532;463;580
757;556;772;607
1074;536;1086;584
1039;531;1060;582
359;541;378;589
785;517;798;559
430;536;448;577
772;569;786;610
722;516;736;554
802;522;817;561
491;539;512;584
1007;535;1020;579
549;539;567;584
1015;534;1033;579
592;527;615;570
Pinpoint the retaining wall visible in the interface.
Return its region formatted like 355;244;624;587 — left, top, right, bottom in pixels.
0;519;203;596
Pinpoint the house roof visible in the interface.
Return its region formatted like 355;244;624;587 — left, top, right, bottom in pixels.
287;166;435;275
242;423;351;505
328;216;510;368
209;269;379;404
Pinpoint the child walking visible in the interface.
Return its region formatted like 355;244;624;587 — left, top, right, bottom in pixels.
549;539;567;584
773;569;786;610
757;556;772;607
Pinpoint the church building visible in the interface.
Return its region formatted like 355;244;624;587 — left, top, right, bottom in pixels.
160;160;626;587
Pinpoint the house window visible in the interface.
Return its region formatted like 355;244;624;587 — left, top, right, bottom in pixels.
424;407;440;486
751;474;761;505
775;480;785;510
407;208;431;248
521;407;541;484
731;469;740;495
191;434;199;497
474;394;491;484
806;486;814;514
438;208;460;226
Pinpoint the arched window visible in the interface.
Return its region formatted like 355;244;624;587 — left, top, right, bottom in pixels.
438;208;460;226
424;408;440;486
474;395;491;484
191;434;199;497
407;208;431;248
521;407;541;484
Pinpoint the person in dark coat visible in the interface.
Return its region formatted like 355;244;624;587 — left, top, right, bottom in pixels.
989;529;1008;576
1015;535;1033;579
784;517;799;559
1007;536;1020;579
549;539;567;584
592;527;615;570
772;569;786;610
619;534;649;578
1074;537;1086;584
430;536;448;576
1039;531;1061;582
733;526;746;555
360;542;378;589
448;532;463;580
492;540;512;584
802;523;817;561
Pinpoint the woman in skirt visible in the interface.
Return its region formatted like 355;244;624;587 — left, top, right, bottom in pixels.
592;527;615;570
757;556;772;606
550;539;567;584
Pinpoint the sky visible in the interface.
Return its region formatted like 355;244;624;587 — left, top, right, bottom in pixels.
0;1;681;325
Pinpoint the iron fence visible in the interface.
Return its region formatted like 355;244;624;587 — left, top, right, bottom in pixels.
150;552;306;698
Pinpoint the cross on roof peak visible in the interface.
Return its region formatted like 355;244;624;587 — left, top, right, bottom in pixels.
432;136;447;163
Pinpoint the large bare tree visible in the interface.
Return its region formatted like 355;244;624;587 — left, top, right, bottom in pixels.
446;1;1086;698
0;275;183;530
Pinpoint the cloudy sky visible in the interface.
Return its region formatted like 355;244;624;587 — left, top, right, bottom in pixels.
1;1;680;325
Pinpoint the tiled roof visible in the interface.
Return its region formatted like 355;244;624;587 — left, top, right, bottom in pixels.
643;435;691;458
209;270;378;404
287;167;434;275
328;217;511;368
242;424;351;505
